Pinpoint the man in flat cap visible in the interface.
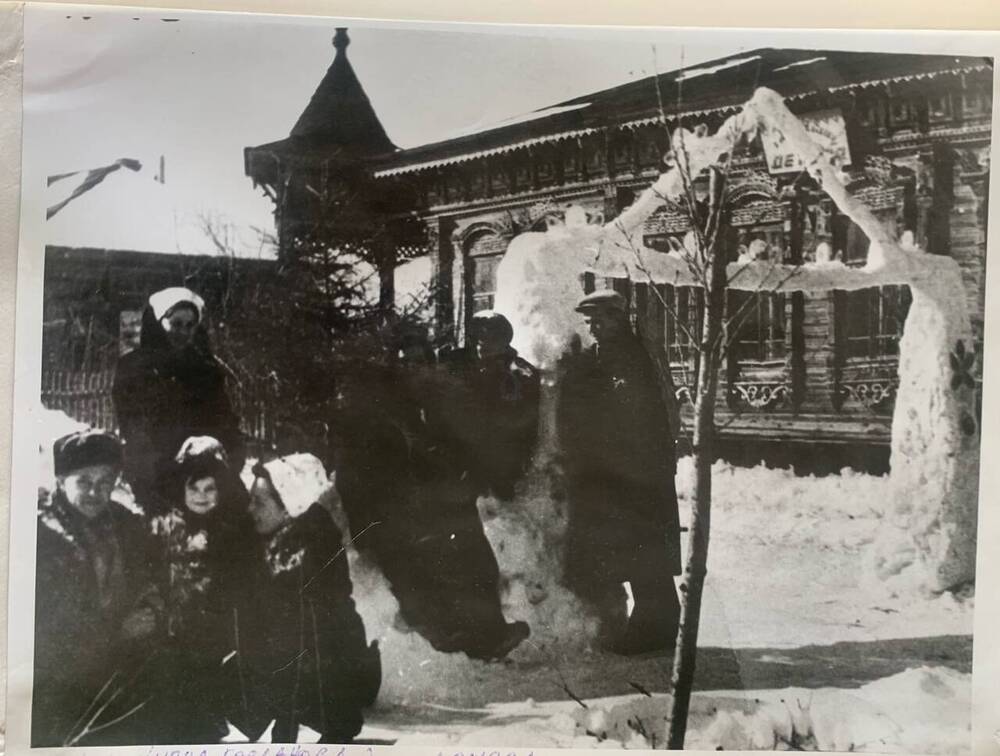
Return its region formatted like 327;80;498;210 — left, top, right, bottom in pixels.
32;430;160;746
558;289;682;655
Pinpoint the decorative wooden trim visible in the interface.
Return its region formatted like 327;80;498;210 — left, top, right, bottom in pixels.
728;382;793;410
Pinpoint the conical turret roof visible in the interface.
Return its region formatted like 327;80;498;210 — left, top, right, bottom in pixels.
289;28;396;155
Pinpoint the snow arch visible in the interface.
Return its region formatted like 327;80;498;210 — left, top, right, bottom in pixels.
492;88;979;595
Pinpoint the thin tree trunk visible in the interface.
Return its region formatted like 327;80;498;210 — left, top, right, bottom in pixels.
667;168;730;749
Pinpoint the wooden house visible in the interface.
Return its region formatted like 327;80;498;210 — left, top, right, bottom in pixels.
246;35;992;468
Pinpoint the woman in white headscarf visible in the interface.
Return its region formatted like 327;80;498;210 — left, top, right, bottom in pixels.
112;287;245;514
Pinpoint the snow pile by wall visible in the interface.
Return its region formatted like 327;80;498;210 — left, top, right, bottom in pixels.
676;457;892;553
675;456;972;647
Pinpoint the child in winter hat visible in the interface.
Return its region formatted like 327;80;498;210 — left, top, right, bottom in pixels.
242;453;381;743
149;435;257;743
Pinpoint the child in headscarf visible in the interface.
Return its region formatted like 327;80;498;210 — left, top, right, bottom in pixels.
113;287;245;514
243;453;380;744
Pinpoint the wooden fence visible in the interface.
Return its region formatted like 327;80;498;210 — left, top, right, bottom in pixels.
40;367;277;446
41;369;117;431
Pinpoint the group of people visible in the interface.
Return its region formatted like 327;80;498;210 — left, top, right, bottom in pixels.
33;287;379;747
333;309;541;661
32;282;683;747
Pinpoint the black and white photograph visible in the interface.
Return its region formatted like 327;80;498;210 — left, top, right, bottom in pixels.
4;5;999;753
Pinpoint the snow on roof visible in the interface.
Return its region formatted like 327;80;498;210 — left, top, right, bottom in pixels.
373;126;600;178
373;50;992;179
675;55;762;82
444;102;592;140
771;56;827;73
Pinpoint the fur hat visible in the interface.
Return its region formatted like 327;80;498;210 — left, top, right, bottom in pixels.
258;453;329;518
53;430;122;476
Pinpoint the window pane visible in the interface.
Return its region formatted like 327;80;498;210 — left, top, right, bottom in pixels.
472;255;501;292
842;286;911;359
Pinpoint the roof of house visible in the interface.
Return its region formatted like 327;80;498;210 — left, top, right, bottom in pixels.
373;48;992;177
247;28;396;168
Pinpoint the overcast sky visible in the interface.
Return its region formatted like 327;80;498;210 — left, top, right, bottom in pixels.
21;7;990;253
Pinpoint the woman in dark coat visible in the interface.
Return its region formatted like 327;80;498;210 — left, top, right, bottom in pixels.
243;454;380;744
147;436;257;743
113;287;245;513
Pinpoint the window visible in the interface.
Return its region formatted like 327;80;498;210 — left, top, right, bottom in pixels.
465;231;509;316
663;285;703;365
841;285;912;360
562;151;580;181
927;93;953;123
832;214;872;264
736;224;786;262
726;290;786;362
515;164;531;192
889;97;915;129
469;255;501;313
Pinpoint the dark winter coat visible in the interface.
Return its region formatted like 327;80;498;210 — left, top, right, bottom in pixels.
242;504;380;744
558;334;682;585
332;364;512;659
112;308;245;510
32;493;158;747
147;502;257;742
440;346;541;499
150;500;255;647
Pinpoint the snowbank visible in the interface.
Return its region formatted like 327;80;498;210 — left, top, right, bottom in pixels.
686;665;971;753
678;457;973;650
391;666;970;754
325;454;972;717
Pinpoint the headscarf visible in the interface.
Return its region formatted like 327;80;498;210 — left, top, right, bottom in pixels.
253;453;329;519
149;287;205;323
137;287;213;360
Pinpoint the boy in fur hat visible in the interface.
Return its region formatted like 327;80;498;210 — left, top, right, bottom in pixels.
32;430;161;747
243;453;380;744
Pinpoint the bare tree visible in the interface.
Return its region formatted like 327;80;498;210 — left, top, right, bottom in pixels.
605;98;805;749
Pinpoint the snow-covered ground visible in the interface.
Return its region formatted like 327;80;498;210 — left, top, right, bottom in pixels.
380;665;970;753
341;457;973;752
36;408;974;751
